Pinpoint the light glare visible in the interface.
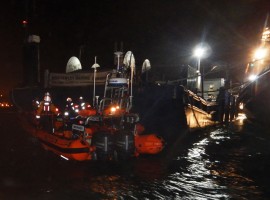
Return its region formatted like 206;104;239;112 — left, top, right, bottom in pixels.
254;48;267;60
111;107;116;112
248;74;258;81
194;47;205;58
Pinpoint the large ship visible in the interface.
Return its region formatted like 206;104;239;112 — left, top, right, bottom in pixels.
238;16;270;127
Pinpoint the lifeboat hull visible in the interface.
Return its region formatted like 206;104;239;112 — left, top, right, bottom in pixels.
36;130;94;161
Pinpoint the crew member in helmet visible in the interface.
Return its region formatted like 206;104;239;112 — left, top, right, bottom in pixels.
63;97;79;131
74;96;86;113
78;96;86;110
36;92;59;133
64;97;76;118
36;92;58;116
77;96;97;117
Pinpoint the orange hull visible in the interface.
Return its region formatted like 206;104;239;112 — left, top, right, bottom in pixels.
37;130;95;161
34;122;165;161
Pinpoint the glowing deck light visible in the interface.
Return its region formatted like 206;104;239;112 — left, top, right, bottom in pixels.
236;113;247;125
111;107;116;113
248;74;258;81
22;20;28;25
254;48;267;60
237;113;247;120
262;28;270;41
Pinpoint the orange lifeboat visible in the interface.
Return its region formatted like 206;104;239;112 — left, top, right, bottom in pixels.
34;119;165;161
35;128;96;161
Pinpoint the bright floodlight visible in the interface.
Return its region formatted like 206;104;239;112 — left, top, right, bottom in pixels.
194;47;205;58
248;74;258;81
254;48;267;60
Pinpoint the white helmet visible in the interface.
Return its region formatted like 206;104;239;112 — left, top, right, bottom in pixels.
44;92;51;102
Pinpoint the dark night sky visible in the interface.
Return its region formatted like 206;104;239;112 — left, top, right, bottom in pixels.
0;0;270;97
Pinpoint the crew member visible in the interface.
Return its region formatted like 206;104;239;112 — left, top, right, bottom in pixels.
216;87;225;124
62;97;78;131
36;92;58;133
229;94;236;121
77;96;97;117
64;97;76;118
216;86;231;125
78;96;86;110
224;89;231;124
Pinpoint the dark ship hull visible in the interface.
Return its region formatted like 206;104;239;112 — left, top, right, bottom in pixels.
239;69;270;127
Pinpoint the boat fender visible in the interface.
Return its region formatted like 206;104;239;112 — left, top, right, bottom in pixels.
134;133;165;155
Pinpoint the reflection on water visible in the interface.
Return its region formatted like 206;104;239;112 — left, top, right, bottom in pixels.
162;134;230;200
1;111;270;199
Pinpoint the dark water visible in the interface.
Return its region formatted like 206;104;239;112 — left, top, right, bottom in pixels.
0;110;270;199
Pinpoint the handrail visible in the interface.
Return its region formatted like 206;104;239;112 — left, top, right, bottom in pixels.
98;98;112;113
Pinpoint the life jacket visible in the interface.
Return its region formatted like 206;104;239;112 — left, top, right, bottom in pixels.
36;101;58;116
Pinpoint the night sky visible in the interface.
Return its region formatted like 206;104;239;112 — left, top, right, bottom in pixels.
1;0;270;97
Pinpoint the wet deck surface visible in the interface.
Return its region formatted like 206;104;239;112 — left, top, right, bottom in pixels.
0;109;270;199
